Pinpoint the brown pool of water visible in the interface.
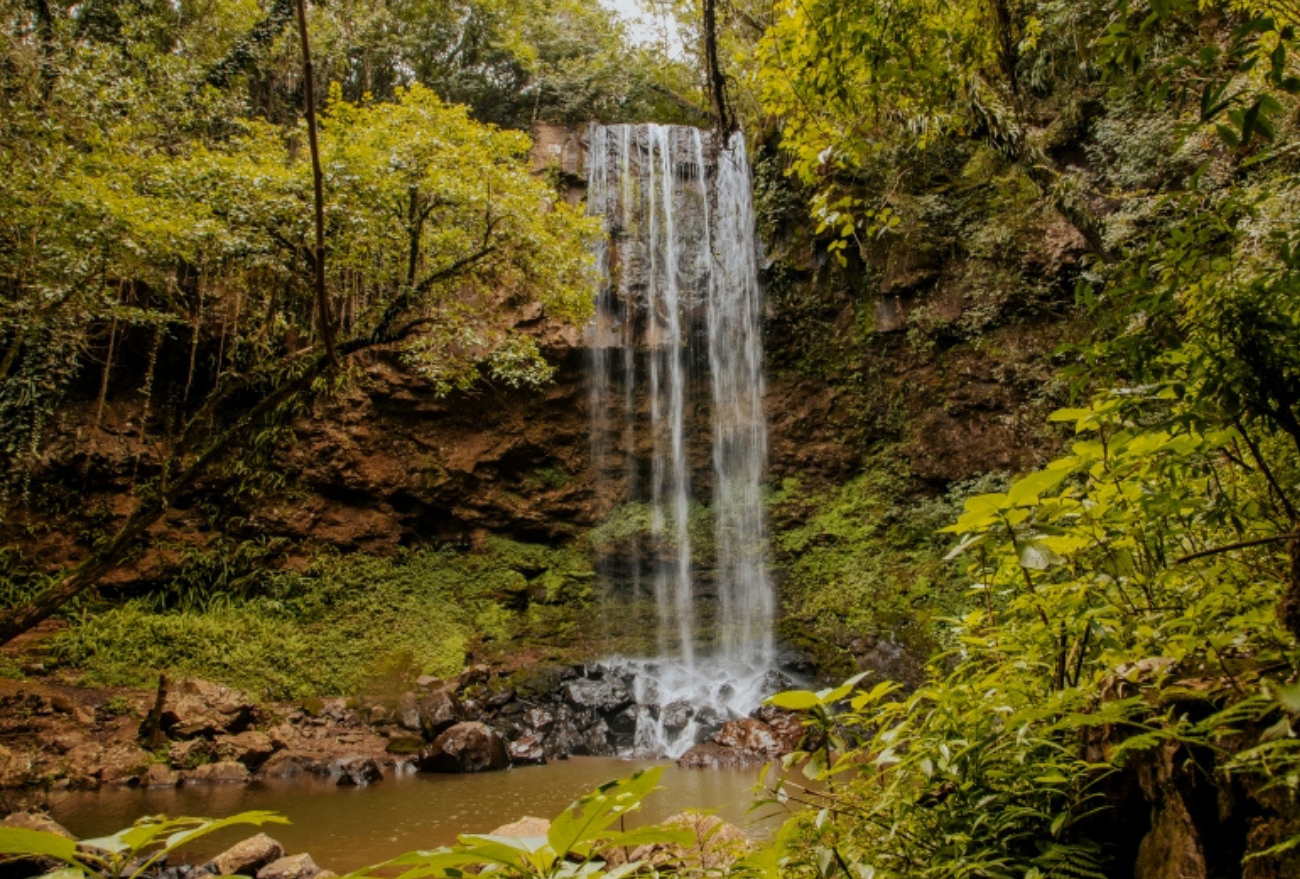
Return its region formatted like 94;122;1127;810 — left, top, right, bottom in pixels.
47;758;794;872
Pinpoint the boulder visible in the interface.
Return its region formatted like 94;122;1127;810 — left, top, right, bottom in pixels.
257;855;328;879
751;707;804;753
522;706;555;734
620;813;749;871
395;693;421;731
208;761;252;784
677;743;767;770
507;735;546;766
168;739;213;769
332;756;382;786
215;731;276;768
661;701;693;731
260;751;318;779
141;763;181;788
418;722;508;773
714;719;783;757
212;835;285;876
0;812;73;838
490;817;550;838
417;689;464;740
561;679;632;713
159;680;256;739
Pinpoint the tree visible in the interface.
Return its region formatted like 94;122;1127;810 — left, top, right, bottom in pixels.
0;2;597;643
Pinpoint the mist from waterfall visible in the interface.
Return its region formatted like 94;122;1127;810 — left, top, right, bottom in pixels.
586;123;779;757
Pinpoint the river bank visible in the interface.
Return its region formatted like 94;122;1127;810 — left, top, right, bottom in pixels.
0;664;806;808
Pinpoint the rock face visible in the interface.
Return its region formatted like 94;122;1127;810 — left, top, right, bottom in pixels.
212;835;285;877
418;722;508;773
676;742;769;770
159;680;256;739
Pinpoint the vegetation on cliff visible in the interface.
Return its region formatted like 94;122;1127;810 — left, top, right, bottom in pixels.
4;0;1300;876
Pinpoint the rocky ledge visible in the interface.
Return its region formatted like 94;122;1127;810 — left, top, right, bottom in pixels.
0;668;807;796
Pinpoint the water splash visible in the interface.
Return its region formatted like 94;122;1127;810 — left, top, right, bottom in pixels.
586;124;778;756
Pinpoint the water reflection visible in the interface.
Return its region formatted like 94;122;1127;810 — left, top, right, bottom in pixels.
48;758;792;872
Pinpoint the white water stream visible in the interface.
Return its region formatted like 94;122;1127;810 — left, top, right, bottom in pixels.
586;124;779;757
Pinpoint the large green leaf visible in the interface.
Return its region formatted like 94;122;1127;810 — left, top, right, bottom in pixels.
547;768;664;859
0;828;79;862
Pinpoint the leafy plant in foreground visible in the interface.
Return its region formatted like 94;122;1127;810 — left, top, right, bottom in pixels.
347;767;690;879
0;812;287;879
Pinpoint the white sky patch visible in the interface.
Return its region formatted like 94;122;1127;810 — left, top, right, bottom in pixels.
599;0;688;58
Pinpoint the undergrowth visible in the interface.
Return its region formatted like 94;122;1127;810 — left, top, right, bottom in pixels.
768;453;1004;682
48;539;594;700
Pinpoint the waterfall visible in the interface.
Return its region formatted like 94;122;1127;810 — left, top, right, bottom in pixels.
586;124;781;757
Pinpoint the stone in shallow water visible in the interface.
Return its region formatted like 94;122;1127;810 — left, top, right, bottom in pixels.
676;742;767;770
419;722;508;773
332;756;382;786
257;854;332;879
507;735;546;765
212;834;284;876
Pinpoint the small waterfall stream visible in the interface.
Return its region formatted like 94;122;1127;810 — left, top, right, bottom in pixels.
586;124;782;757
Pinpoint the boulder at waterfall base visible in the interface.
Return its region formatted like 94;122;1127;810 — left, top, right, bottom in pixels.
418;722;509;772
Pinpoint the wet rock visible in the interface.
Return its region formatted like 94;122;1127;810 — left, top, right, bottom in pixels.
141;763;181;788
507;735;546;766
260;751;318;779
332;756;382;786
692;706;725;740
522;706;555;734
0;812;73;838
395;693;421;731
484;687;516;710
562;679;632;713
714;719;783;757
415;676;442;690
257;854;329;879
751;706;805;753
212;835;285;876
418;722;508;773
215;731;276;768
168;739;213;769
608;707;638;736
661;701;693;731
417;689;465;740
159;680;256;739
491;816;550;838
208;761;252;784
677;743;768;770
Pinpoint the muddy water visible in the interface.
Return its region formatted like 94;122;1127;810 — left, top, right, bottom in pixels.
47;759;791;872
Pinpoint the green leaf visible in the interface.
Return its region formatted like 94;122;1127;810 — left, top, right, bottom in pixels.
767;690;822;711
0;829;79;862
1007;469;1071;507
547;768;663;859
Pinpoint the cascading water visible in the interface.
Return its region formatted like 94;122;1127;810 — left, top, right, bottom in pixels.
586;123;783;758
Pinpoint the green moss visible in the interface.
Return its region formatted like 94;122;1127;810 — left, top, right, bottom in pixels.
770;450;1007;680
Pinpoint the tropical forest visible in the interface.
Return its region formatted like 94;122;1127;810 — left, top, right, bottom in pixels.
2;0;1300;877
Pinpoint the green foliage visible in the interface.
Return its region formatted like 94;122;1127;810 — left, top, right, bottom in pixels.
768;459;1001;680
0;812;287;879
50;539;594;699
759;387;1300;875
